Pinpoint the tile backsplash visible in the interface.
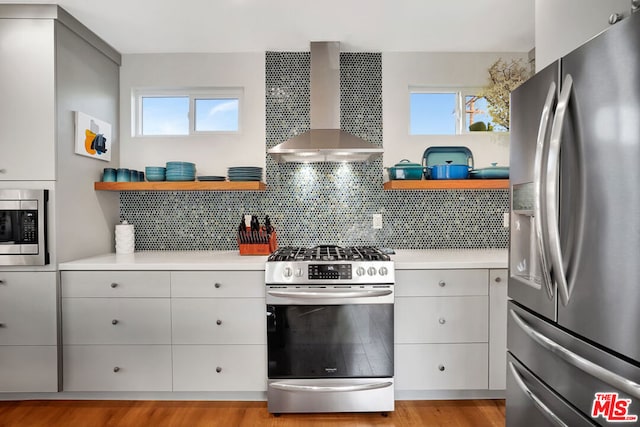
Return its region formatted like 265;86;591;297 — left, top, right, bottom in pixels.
120;52;509;251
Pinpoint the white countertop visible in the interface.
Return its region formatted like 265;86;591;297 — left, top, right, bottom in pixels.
391;249;508;269
58;251;268;271
59;249;508;271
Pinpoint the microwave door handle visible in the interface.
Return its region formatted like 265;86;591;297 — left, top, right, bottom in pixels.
534;81;557;300
508;361;569;427
510;308;640;399
546;74;573;306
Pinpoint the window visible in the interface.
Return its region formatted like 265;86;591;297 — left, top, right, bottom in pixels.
410;92;457;135
410;88;505;135
133;88;242;137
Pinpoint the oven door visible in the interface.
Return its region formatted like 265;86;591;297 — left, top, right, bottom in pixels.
266;285;394;379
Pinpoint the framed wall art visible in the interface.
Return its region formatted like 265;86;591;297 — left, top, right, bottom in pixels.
74;111;112;161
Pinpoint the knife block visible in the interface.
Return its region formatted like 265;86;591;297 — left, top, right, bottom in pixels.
238;227;277;255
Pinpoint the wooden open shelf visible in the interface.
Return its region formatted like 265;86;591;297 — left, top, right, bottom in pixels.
95;181;267;191
383;179;509;190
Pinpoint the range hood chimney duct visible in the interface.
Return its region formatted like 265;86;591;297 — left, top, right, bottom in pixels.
268;42;383;163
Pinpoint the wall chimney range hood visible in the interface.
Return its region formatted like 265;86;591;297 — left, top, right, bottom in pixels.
268;42;383;163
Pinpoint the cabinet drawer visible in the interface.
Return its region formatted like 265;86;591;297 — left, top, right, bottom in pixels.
0;272;56;345
63;345;172;391
0;346;58;392
61;271;170;297
171;271;264;297
62;298;171;344
173;345;267;391
172;298;266;344
395;296;488;343
395;343;488;390
395;269;488;297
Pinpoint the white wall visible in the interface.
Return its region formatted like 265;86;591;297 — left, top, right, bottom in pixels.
382;52;528;172
119;53;266;176
535;0;630;71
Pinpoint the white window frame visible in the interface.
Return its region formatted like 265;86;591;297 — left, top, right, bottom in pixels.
409;86;486;135
132;87;244;137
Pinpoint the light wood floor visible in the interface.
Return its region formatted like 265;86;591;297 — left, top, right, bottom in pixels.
0;399;505;427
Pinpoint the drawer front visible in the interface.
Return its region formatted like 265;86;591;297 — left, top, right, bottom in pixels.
61;271;170;298
171;271;264;297
0;272;56;345
172;298;266;344
173;345;267;391
395;269;488;297
62;298;171;344
395;296;488;343
395;343;488;390
0;346;58;392
63;345;172;391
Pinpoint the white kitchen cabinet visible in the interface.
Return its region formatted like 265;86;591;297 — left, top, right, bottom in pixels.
61;271;171;392
60;269;267;393
61;271;170;297
62;298;171;345
170;271;263;297
395;269;488;296
0;272;57;345
489;269;508;389
0;19;56;181
172;298;265;345
172;345;266;391
171;270;267;392
395;343;488;390
0;271;57;392
0;346;59;392
395;296;488;344
63;345;172;392
394;268;503;392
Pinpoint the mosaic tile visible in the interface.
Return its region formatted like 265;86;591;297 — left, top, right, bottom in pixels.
120;52;509;251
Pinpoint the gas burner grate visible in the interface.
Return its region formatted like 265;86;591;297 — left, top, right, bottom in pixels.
268;245;390;262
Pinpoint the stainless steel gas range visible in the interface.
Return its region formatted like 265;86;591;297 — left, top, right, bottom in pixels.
265;245;395;414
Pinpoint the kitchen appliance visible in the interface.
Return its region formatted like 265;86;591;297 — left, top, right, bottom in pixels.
0;189;48;265
267;42;384;163
507;11;640;426
422;146;474;179
265;245;395;414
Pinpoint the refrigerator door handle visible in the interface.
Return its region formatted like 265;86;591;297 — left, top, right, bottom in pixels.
510;308;640;399
534;81;557;300
546;74;573;306
508;361;569;427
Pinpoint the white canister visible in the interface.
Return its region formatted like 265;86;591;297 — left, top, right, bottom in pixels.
115;220;135;254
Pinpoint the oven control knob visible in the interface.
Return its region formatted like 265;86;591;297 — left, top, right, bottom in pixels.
294;268;304;277
356;267;366;276
283;267;293;278
379;267;388;276
367;267;377;276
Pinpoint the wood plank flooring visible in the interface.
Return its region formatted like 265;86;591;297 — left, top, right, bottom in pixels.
0;400;505;427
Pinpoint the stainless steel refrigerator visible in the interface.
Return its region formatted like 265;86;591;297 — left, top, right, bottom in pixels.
507;10;640;426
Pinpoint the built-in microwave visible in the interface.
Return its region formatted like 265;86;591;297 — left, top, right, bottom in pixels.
0;189;49;266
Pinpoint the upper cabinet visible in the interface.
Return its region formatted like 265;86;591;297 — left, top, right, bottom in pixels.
0;19;56;180
0;5;121;184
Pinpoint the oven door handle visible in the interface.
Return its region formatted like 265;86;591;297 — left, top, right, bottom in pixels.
267;289;392;299
269;381;393;393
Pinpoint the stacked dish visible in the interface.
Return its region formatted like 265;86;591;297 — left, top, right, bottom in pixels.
197;176;226;182
145;166;166;181
228;166;263;182
166;161;196;181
